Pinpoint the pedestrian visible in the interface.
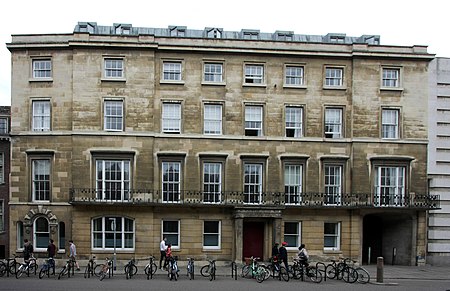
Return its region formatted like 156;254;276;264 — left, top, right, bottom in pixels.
47;239;56;274
69;240;80;270
279;241;289;270
271;242;279;261
159;237;168;269
164;243;172;270
23;239;34;263
298;243;309;267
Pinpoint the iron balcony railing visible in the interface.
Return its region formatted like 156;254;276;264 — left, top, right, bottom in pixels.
69;188;440;209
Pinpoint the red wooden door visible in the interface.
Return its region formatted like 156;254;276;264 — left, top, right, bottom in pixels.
243;221;264;260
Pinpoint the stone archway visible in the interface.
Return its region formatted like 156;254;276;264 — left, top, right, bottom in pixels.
22;205;59;237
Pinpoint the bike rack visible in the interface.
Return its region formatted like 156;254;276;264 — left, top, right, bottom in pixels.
231;262;238;280
315;262;327;282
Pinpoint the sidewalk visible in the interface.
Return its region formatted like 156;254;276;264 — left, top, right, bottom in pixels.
363;264;450;281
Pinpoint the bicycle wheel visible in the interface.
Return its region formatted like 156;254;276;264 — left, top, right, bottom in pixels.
255;268;265;283
326;265;337;279
241;265;251;278
279;266;290;282
0;261;6;277
94;264;103;277
29;259;37;275
58;266;68;280
209;267;215;281
356;267;370;284
200;265;210;277
15;266;24;279
307;266;323;283
39;267;47;279
262;265;270;280
341;266;358;283
99;270;106;281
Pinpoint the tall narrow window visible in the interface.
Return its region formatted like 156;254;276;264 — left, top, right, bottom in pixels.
59;222;65;250
324;108;342;138
32;159;50;201
0;153;4;184
34;217;49;249
0;200;3;232
162;220;180;248
32;100;51;131
324;222;341;250
284;222;301;248
382;109;399;139
92;216;134;250
104;100;123;131
162;103;181;133
382;68;400;88
285;66;304;86
204;104;222;135
325;67;343;87
374;166;405;206
204;63;223;83
162;162;181;203
96;160;131;201
162;62;182;81
243;163;262;204
324;164;342;205
32;59;52;79
285;106;303;137
245;105;263;136
0;118;8;134
244;64;264;84
203;162;222;203
203;221;221;249
284;164;302;204
17;221;24;249
104;59;124;78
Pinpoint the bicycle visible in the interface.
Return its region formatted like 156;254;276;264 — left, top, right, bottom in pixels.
241;257;269;283
15;256;37;279
144;255;158;280
99;258;113;281
186;257;194;280
58;257;75;280
0;254;21;277
325;257;358;283
39;258;55;279
124;258;138;279
84;255;99;278
201;259;216;281
289;257;322;283
267;256;289;281
167;256;179;281
348;259;370;284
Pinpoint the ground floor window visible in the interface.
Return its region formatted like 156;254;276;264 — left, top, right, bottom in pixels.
92;216;134;250
284;221;301;249
59;222;65;250
162;220;180;249
34;217;49;250
203;220;221;249
324;222;341;251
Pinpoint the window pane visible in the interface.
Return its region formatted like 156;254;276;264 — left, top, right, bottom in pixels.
32;101;51;131
104;101;123;131
204;104;222;135
162;103;181;133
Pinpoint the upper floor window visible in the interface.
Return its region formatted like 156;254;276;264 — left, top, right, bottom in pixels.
203;220;221;249
32;100;51;132
284;164;303;205
203;63;223;83
244;64;264;84
0;200;3;232
34;217;49;250
162;61;182;82
324;108;343;138
276;31;294;41
0;153;4;184
245;105;263;136
325;67;343;87
382;68;400;88
284;65;304;86
203;162;222;203
382;109;399;139
96;159;131;201
324;164;342;205
374;165;405;207
104;58;124;79
204;104;222;135
162;103;181;133
0;118;8;134
32;159;50;201
324;222;341;251
243;163;263;204
285;106;303;137
32;59;52;79
104;100;123;131
162;161;181;203
92;216;134;250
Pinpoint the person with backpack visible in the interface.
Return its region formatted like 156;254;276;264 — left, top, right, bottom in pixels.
23;239;34;262
297;243;309;267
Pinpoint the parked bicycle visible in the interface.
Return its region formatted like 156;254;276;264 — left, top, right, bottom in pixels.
124;258;138;279
58;257;75;280
289;257;322;283
144;255;157;280
348;259;370;284
0;254;20;277
241;257;269;283
267;256;289;281
99;258;113;281
84;255;99;278
39;258;55;279
167;256;179;281
325;257;358;283
186;257;194;280
15;255;37;279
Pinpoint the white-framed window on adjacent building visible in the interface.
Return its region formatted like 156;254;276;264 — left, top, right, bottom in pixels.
0;153;4;184
203;162;222;203
0;200;4;232
104;100;124;131
324;164;343;205
162;220;180;249
104;58;124;79
324;108;343;138
162;102;181;133
32;158;51;202
203;63;224;83
34;217;49;250
245;105;263;136
374;165;406;207
284;65;304;86
381;108;400;139
284;222;301;249
92;216;135;250
0;117;8;134
285;106;303;137
203;220;221;249
204;104;222;135
162;61;183;82
96;159;131;201
284;164;303;205
162;161;181;203
32;100;51;131
382;67;401;88
243;162;263;204
32;59;52;79
324;222;341;251
244;64;264;84
324;67;343;87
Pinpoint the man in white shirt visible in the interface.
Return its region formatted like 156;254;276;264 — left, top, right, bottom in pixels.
159;237;167;269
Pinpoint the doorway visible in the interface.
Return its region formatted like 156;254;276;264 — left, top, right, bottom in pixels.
242;221;264;260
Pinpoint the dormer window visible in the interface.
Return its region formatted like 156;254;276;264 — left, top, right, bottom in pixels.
78;22;96;34
325;33;346;43
275;31;294;41
205;28;222;39
114;24;132;35
241;29;259;40
169;26;186;37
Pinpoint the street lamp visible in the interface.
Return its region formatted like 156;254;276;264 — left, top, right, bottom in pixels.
109;218;117;271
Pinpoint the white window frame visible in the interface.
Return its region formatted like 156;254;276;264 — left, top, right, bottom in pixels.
284;221;301;250
104;58;124;79
324;164;342;205
162;61;183;82
203;63;224;83
162;161;181;203
104;100;124;131
382;108;399;139
284;65;304;86
204;104;222;135
245;105;263;136
324;67;343;87
162;220;180;249
0;153;4;184
284;164;303;205
32;59;52;79
33;217;49;251
95;159;131;201
92;216;135;250
374;166;405;207
244;64;264;84
203;220;221;249
32;159;51;202
324;222;341;251
32;100;51;131
324;108;343;138
203;162;222;203
0;117;8;134
285;106;303;138
0;200;3;232
243;163;263;204
162;103;181;133
382;67;401;88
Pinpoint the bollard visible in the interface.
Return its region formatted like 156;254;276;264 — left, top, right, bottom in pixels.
376;257;384;283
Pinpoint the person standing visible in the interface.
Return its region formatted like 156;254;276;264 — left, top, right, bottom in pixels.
69;240;80;270
159;237;167;269
297;243;309;267
47;239;56;274
279;242;289;271
272;242;280;258
23;239;34;263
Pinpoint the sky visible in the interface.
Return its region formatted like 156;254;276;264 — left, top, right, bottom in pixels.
0;0;448;106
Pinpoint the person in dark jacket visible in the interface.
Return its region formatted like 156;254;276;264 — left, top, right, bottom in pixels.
47;239;56;274
278;242;288;270
271;242;279;258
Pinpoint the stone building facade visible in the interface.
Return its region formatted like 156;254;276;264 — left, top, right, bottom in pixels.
7;23;438;266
